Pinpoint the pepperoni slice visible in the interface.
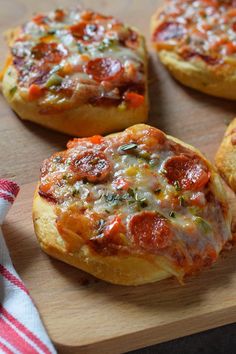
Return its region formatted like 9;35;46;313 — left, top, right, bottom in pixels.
70;151;111;183
153;22;185;42
181;49;221;66
129;211;173;251
69;22;87;39
164;155;210;191
85;58;123;81
31;42;67;63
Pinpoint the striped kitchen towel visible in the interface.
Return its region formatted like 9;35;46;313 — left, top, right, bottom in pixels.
0;179;56;354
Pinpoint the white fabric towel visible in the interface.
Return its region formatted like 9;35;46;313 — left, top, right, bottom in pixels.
0;179;56;354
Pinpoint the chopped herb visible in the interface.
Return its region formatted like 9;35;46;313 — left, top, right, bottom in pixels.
47;29;56;35
194;216;212;234
179;195;186;207
174;180;181;191
72;187;80;197
155;188;161;194
53;156;62;163
119;143;138;152
138;198;148;208
83;35;90;41
104;193;121;204
149;160;156;167
97;38;117;51
77;42;87;53
127;188;135;198
9;86;17;96
169;211;176;218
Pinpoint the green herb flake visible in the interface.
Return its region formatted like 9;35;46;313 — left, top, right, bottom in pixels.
52;156;62;163
179;195;186;207
155;188;161;194
9;86;17;96
47;29;56;35
72;187;80;197
77;42;87;53
119;143;138;152
169;211;176;218
194;216;212;234
127;188;135;198
173;180;181;191
138;198;148;208
98;38;117;52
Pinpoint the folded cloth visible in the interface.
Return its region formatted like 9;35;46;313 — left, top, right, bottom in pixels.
0;179;56;354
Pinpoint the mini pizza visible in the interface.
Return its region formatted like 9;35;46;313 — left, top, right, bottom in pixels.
216;118;236;192
151;0;236;99
0;8;148;136
33;124;233;285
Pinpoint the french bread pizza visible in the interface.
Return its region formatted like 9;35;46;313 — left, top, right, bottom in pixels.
33;124;233;285
151;0;236;99
216;118;236;192
1;8;148;136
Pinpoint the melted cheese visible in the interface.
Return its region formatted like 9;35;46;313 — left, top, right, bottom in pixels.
10;8;146;110
153;0;236;67
39;125;232;274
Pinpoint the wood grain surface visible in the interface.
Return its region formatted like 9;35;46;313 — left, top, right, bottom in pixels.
0;0;236;353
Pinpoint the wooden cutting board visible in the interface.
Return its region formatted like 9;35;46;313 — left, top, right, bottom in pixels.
1;0;236;353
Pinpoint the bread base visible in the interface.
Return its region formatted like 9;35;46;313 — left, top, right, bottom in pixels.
215;118;236;192
151;13;236;100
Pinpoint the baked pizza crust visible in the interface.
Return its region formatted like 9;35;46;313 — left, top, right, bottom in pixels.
33;188;172;286
151;8;236;100
33;124;232;285
2;22;148;136
215;118;236;192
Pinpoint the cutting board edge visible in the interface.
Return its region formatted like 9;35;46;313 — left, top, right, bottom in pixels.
52;305;236;353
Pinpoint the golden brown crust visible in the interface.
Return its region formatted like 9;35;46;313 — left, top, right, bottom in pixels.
33;188;172;285
2;23;148;136
215;118;236;192
33;124;232;285
151;6;236;100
